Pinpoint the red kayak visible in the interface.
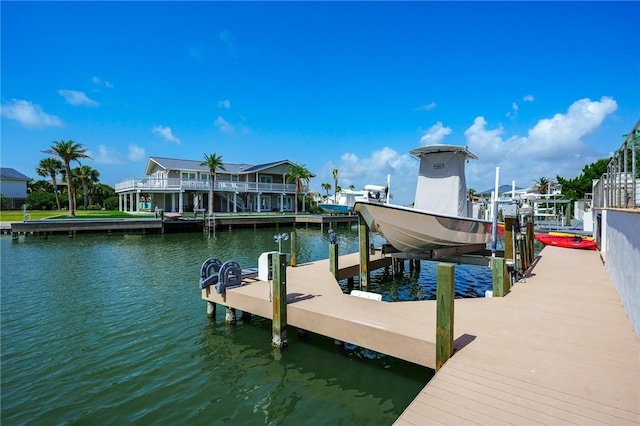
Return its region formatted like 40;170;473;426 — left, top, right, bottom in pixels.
535;233;597;250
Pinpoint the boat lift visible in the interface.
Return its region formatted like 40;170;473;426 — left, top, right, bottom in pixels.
199;258;259;295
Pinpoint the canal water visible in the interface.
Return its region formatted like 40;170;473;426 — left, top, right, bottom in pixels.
1;226;493;425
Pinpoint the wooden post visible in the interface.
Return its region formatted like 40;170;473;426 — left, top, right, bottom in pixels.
358;214;370;288
329;243;339;280
504;217;516;262
527;221;535;265
436;263;455;371
492;257;509;297
206;301;216;318
272;253;288;349
290;230;297;267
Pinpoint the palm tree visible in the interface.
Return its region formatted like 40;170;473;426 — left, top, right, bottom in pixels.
73;165;100;208
349;184;355;191
533;177;550;195
467;188;478;202
332;168;339;203
286;163;312;215
321;182;332;197
36;157;64;210
200;153;226;216
42;140;91;216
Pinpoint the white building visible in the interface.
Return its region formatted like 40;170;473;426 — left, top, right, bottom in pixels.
114;157;314;214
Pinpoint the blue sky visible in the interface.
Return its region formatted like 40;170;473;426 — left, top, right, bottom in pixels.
2;1;639;205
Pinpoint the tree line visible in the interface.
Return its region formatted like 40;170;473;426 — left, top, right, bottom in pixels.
27;140;116;214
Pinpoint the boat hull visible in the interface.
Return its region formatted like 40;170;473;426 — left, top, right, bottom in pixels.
319;204;354;214
535;233;597;250
354;202;492;254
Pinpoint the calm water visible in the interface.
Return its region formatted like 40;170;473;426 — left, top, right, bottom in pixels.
1;226;492;425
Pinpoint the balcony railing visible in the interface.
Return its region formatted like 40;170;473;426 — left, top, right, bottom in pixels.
115;178;303;194
593;119;640;209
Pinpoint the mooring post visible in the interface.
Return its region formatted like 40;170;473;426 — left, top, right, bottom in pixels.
527;221;535;265
206;301;217;318
225;307;237;324
358;214;370;288
272;253;288;349
492;257;509;297
329;242;339;280
290;230;297;267
436;263;455;371
504;217;516;263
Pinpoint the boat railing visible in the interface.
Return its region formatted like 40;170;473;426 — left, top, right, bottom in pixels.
592;119;640;209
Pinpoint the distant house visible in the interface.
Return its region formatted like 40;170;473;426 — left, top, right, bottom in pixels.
0;167;30;197
114;157;314;214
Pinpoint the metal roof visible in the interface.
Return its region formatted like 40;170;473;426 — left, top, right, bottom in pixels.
145;157;315;177
0;167;31;180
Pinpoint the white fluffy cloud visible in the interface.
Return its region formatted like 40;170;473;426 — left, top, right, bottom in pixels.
523;97;617;160
152;125;181;143
419;121;452;145
128;144;146;161
416;102;437;111
58;89;99;107
464;96;618;191
214;116;235;134
322;147;417;205
89;145;122;164
92;76;114;88
0;99;63;127
218;99;231;109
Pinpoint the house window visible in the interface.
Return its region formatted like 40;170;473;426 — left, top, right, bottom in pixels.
230;175;239;182
259;175;272;184
260;196;271;211
277;196;292;211
201;173;210;181
182;172;196;180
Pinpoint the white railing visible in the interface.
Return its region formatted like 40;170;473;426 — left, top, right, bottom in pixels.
593;119;640;209
115;178;303;194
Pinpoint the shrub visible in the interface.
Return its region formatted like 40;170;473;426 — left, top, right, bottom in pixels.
103;196;119;210
26;192;57;210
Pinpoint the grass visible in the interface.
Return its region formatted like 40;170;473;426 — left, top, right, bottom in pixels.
0;210;154;222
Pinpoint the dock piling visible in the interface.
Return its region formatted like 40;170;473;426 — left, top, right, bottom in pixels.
290;230;297;267
206;301;216;318
492;257;510;297
436;263;455;371
329;242;339;280
225;307;236;324
358;214;370;288
271;253;288;349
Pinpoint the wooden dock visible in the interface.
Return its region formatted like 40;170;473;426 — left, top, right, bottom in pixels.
202;246;639;425
10;218;163;235
7;213;357;236
395;245;640;425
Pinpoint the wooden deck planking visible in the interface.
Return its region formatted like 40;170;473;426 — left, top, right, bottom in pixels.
201;245;639;424
397;245;640;425
202;252;440;367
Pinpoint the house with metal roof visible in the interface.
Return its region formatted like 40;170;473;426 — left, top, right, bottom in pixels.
114;157;314;214
1;167;30;197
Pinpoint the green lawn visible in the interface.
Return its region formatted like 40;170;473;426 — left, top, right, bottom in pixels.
0;210;154;222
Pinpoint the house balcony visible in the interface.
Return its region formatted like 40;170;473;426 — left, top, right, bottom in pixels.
115;178;304;195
